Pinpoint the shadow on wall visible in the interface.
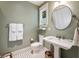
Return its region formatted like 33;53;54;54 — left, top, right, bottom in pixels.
0;8;23;48
8;40;23;48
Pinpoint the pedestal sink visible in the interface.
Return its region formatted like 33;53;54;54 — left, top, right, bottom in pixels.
43;36;73;50
43;36;73;58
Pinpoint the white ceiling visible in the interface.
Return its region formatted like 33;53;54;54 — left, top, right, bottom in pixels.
29;1;45;6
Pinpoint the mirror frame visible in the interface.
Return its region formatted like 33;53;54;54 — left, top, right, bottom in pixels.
52;5;72;30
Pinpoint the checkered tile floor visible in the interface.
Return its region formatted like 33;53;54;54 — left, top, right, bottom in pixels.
12;47;48;58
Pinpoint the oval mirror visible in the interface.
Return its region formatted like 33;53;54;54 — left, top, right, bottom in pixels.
53;5;72;29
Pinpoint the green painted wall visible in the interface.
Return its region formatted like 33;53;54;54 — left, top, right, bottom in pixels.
40;1;79;58
0;1;38;54
0;1;79;58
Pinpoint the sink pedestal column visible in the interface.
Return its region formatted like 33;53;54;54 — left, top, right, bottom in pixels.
50;44;60;58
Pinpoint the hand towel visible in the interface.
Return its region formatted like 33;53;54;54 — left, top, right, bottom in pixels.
73;28;79;46
9;23;17;41
16;24;23;40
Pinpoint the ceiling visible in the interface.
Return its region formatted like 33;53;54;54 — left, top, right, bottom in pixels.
29;1;45;6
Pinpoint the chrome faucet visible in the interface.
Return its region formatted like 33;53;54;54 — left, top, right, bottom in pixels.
56;36;61;39
56;36;65;39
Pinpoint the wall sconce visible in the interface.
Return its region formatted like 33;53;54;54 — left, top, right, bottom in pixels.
54;1;67;8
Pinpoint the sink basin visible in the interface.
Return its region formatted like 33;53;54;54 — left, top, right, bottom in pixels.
43;36;73;50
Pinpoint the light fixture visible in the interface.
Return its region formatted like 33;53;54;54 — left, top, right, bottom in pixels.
54;1;67;8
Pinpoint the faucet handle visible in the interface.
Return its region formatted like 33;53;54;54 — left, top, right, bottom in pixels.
62;36;65;39
59;36;61;38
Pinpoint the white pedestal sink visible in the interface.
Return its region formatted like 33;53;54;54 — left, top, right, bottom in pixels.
43;36;73;58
